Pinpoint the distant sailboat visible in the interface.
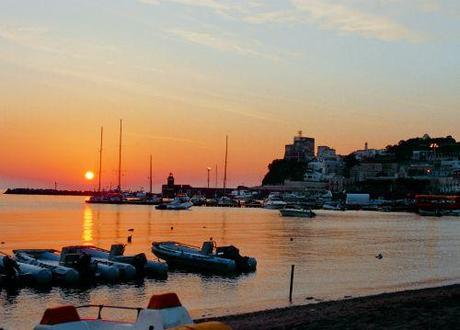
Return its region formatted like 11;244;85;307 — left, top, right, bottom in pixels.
87;120;125;204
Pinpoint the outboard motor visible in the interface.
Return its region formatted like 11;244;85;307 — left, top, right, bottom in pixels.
109;244;125;257
201;241;214;255
216;246;257;272
131;253;148;273
109;244;147;274
1;255;20;283
60;251;94;280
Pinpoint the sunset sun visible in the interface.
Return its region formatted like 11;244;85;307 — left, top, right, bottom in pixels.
84;171;95;180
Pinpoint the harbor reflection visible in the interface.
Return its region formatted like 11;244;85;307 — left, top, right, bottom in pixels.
82;206;94;244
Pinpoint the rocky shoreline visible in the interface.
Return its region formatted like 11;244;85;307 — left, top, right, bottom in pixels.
200;284;460;329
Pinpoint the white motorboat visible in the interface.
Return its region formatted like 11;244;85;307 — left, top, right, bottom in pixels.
322;202;345;211
280;207;316;218
156;196;193;210
263;200;287;209
34;292;231;330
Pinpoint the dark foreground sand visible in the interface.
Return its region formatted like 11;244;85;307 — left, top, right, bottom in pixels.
199;284;460;329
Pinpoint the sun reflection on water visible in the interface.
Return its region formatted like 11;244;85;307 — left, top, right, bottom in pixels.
82;206;94;244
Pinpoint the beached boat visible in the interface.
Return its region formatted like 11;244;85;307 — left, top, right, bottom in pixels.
60;246;136;282
1;252;52;286
75;244;168;279
13;250;81;285
156;196;193;210
152;241;257;274
34;292;230;330
280;207;316;218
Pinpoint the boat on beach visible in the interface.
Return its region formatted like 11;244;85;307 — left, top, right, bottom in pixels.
34;292;230;330
280;207;316;218
13;250;81;285
152;241;257;274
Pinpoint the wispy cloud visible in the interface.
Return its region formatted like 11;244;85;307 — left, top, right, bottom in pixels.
0;25;53;51
291;0;424;42
167;28;281;62
128;132;211;149
140;0;427;43
137;0;258;16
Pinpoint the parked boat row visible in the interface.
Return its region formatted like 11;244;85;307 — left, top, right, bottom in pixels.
1;241;256;288
1;244;168;287
34;292;230;330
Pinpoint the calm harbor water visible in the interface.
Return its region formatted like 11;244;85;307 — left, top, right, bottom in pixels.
1;194;460;329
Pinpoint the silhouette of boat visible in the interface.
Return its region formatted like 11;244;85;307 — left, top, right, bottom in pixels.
152;241;256;274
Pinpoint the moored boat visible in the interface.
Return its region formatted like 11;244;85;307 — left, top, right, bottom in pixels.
263;198;287;209
60;246;136;282
86;192;125;204
78;244;168;279
34;292;231;330
152;241;256;274
13;249;81;285
1;252;52;286
280;207;316;218
156;196;193;210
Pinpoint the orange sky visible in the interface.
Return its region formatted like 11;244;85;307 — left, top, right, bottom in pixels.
1;1;459;190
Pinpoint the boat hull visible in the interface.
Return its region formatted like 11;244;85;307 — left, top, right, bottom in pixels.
280;209;316;218
14;250;80;285
152;243;236;274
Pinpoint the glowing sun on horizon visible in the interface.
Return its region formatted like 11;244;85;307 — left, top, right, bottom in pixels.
85;171;95;180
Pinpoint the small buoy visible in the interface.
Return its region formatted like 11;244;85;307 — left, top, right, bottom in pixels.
290;238;293;241
127;235;132;243
128;228;134;232
170;226;173;230
203;226;206;228
1;241;4;244
376;253;383;259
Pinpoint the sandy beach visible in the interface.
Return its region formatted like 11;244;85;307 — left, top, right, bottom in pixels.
201;284;460;329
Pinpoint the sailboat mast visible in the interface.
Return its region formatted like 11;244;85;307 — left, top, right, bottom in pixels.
149;154;153;194
215;164;218;188
117;119;122;192
98;126;103;192
223;135;228;192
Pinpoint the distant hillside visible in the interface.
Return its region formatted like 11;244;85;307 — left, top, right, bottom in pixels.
4;188;95;196
386;135;460;161
262;159;308;185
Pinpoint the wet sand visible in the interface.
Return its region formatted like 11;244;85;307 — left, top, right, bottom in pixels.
201;284;460;329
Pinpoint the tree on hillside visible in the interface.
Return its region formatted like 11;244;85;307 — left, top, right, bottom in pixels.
262;159;308;185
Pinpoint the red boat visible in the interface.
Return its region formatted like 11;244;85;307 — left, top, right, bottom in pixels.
415;195;460;216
